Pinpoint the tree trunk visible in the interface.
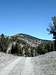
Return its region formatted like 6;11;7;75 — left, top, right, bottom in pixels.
54;40;56;50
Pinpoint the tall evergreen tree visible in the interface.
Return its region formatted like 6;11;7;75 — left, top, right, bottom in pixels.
47;16;56;50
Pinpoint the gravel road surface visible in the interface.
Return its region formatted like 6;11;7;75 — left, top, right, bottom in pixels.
0;51;56;75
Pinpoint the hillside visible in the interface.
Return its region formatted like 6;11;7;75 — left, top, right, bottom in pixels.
13;33;51;42
0;33;53;57
11;33;51;46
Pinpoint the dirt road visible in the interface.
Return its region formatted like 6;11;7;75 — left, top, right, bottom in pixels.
0;51;56;75
0;57;35;75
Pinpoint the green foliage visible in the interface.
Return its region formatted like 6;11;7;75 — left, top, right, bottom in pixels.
0;34;10;52
47;16;56;50
35;42;54;55
0;33;54;57
36;44;47;55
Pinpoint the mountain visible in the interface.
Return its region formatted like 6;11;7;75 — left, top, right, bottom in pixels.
11;33;51;47
13;33;51;41
0;33;52;48
0;33;53;57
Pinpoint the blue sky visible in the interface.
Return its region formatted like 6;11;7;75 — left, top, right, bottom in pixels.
0;0;56;40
